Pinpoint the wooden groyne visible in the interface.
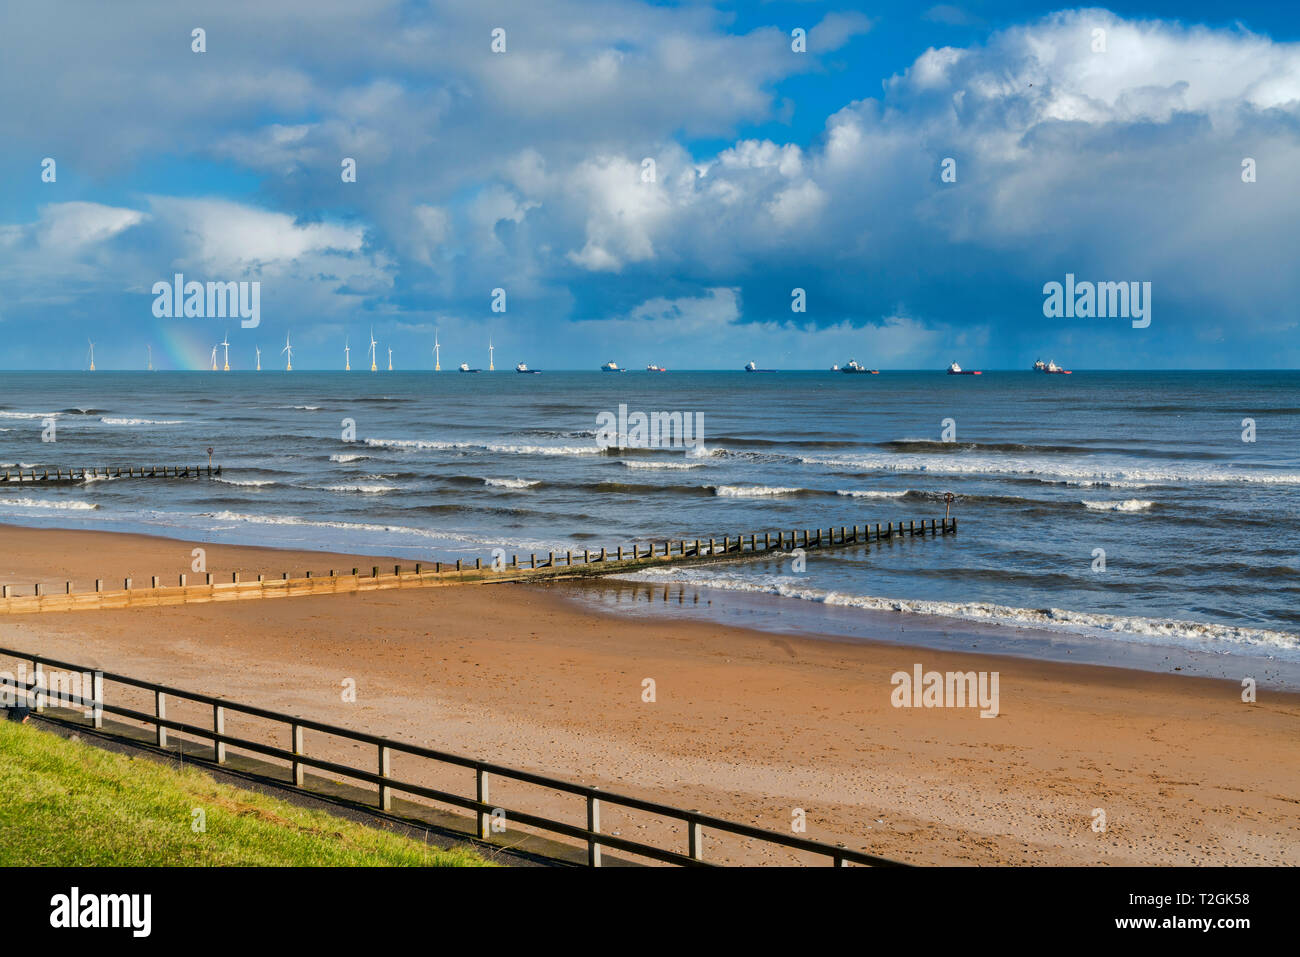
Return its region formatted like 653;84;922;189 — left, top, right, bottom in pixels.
0;515;955;615
2;464;221;485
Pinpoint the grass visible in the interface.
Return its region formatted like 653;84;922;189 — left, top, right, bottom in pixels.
0;719;490;866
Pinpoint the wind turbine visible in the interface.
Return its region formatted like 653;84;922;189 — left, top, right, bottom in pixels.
345;337;351;371
387;347;393;372
255;346;261;371
282;332;293;371
433;329;441;371
87;340;95;371
488;336;494;372
368;328;377;372
210;345;218;371
221;334;230;371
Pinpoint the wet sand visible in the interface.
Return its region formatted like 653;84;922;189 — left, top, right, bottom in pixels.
2;522;1298;865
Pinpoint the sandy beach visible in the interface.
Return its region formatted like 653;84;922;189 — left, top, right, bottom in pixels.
1;522;1297;865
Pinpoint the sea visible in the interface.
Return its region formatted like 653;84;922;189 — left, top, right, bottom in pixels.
2;370;1297;686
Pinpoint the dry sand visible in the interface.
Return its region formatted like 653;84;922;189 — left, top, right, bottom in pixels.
2;523;1297;865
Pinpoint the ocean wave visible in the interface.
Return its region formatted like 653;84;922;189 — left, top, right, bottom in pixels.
621;460;708;470
364;437;604;457
0;411;57;419
1081;499;1155;512
484;478;541;489
711;485;807;498
200;510;559;551
329;453;370;463
323;484;398;494
798;452;1300;487
835;489;909;499
0;496;99;511
214;477;277;487
617;569;1300;657
100;417;185;426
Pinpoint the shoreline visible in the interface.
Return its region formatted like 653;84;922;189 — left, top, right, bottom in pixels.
3;520;1294;690
1;522;1297;864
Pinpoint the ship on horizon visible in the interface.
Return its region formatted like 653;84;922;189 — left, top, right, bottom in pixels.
947;361;982;375
516;362;540;374
1034;358;1072;374
600;360;623;372
840;359;879;374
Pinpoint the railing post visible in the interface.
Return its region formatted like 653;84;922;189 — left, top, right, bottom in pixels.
476;767;490;839
91;671;103;729
155;690;166;748
213;703;226;764
291;723;304;786
587;787;602;867
688;813;703;862
32;660;44;713
379;745;392;811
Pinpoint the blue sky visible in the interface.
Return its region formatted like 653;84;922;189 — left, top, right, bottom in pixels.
2;1;1298;370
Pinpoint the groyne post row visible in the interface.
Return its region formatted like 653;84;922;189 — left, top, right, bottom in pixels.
1;465;221;484
0;515;955;615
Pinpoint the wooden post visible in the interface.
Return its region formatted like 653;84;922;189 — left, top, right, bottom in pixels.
372;566;379;578
474;558;480;570
151;576;157;588
566;550;572;566
32;584;40;597
587;787;602;867
155;691;166;748
95;579;102;593
213;704;226;764
530;554;537;568
456;560;461;572
584;549;590;563
951;517;957;533
91;671;103;729
476;767;490;839
179;573;186;586
378;745;392;811
291;724;305;786
124;578;131;590
617;546;623;561
688;814;704;861
547;552;554;567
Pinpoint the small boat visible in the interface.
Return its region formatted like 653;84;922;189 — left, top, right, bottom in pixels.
840;359;879;374
947;362;981;375
600;360;622;372
458;362;481;373
1035;358;1071;374
744;360;776;372
645;363;667;372
515;362;540;374
830;364;840;371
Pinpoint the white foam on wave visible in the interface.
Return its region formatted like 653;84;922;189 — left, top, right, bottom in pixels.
485;478;541;488
618;568;1300;659
0;496;98;511
100;417;184;426
364;437;601;457
712;485;804;497
323;484;397;494
621;460;707;470
798;452;1300;487
0;411;57;419
200;510;559;551
329;453;369;463
1082;498;1155;512
214;477;277;487
836;489;909;499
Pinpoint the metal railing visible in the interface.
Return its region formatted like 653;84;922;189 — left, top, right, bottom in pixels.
0;646;905;868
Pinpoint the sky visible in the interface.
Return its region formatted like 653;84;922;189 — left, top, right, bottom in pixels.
1;0;1298;371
